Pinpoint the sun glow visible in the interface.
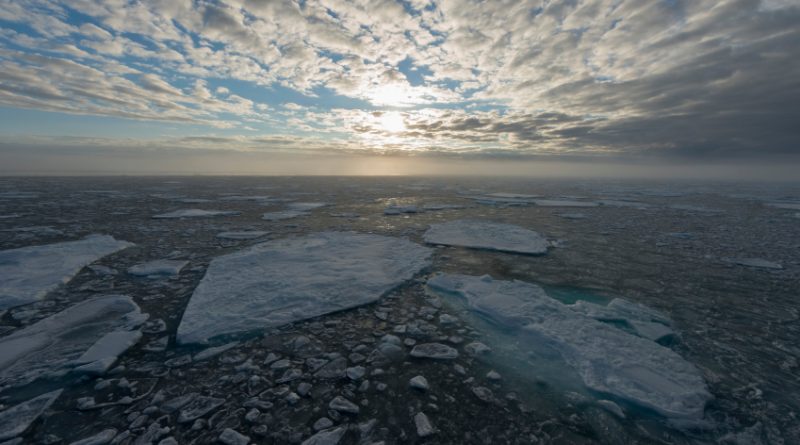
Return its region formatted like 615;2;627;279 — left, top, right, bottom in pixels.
378;111;406;133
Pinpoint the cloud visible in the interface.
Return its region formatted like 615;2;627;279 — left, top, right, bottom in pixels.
0;0;797;161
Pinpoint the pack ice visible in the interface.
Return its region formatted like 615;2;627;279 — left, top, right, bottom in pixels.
0;235;133;310
426;274;710;418
0;295;147;389
177;232;432;344
423;220;548;255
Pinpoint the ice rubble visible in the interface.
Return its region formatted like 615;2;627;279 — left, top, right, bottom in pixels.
0;295;147;388
177;232;432;344
127;259;188;278
0;389;62;440
426;274;711;418
152;209;240;218
0;235;134;310
423;220;548;255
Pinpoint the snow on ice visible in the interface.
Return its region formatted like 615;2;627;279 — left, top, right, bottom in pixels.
426;274;711;418
423;220;549;255
0;235;133;310
177;232;431;344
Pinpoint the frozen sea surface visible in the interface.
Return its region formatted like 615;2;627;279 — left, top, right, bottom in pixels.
177;232;431;344
0;235;133;310
0;176;798;444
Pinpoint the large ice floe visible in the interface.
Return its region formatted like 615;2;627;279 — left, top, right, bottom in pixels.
0;235;133;310
0;295;147;389
426;274;711;418
177;232;431;344
423;220;548;255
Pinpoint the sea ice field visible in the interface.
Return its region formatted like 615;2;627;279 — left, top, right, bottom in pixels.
0;176;798;444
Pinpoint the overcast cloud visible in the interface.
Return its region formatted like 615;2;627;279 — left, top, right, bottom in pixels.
0;0;798;170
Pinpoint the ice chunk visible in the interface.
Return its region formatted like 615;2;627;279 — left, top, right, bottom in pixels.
0;389;62;440
177;232;431;344
0;295;147;388
0;235;134;310
216;231;269;240
426;274;710;418
152;209;240;218
569;299;675;343
766;201;800;210
127;259;188;278
423;220;548;255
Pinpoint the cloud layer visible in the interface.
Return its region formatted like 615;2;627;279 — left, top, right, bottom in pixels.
0;0;798;161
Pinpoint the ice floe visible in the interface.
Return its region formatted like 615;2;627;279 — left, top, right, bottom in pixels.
384;205;418;215
0;295;147;389
725;258;783;270
127;259;188;278
533;199;598;207
152;209;240;218
0;235;134;310
765;201;800;210
0;389;62;440
287;202;328;211
423;220;548;255
261;210;308;221
426;274;711;418
216;231;269;240
177;232;431;344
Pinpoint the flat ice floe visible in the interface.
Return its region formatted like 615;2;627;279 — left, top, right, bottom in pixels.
127;259;188;278
0;235;134;310
177;232;432;344
152;209;240;218
0;389;62;440
216;231;269;240
0;295;147;389
725;258;783;270
423;220;548;255
261;210;308;221
533;199;599;207
426;274;710;418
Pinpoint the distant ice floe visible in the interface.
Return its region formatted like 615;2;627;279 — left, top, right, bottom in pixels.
533;199;599;207
725;258;783;270
0;191;39;200
127;259;188;278
0;389;62;441
152;209;240;219
426;274;711;419
0;235;134;310
0;295;147;389
384;205;418;215
219;195;272;202
421;203;465;211
261;210;308;221
765;201;800;210
216;231;269;240
262;202;327;221
423;220;548;255
177;232;431;344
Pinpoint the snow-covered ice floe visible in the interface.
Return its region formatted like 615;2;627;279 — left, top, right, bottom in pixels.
287;202;328;211
0;235;133;310
216;231;269;240
127;259;188;278
0;295;147;389
261;210;308;221
423;220;548;255
0;389;62;441
152;209;240;218
177;232;432;344
426;274;711;418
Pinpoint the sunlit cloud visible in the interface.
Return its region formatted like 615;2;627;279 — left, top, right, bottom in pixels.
0;0;797;163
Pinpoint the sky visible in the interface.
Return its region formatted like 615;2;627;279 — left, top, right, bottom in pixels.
0;0;798;176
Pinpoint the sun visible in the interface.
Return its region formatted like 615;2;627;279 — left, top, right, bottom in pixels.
378;111;406;133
